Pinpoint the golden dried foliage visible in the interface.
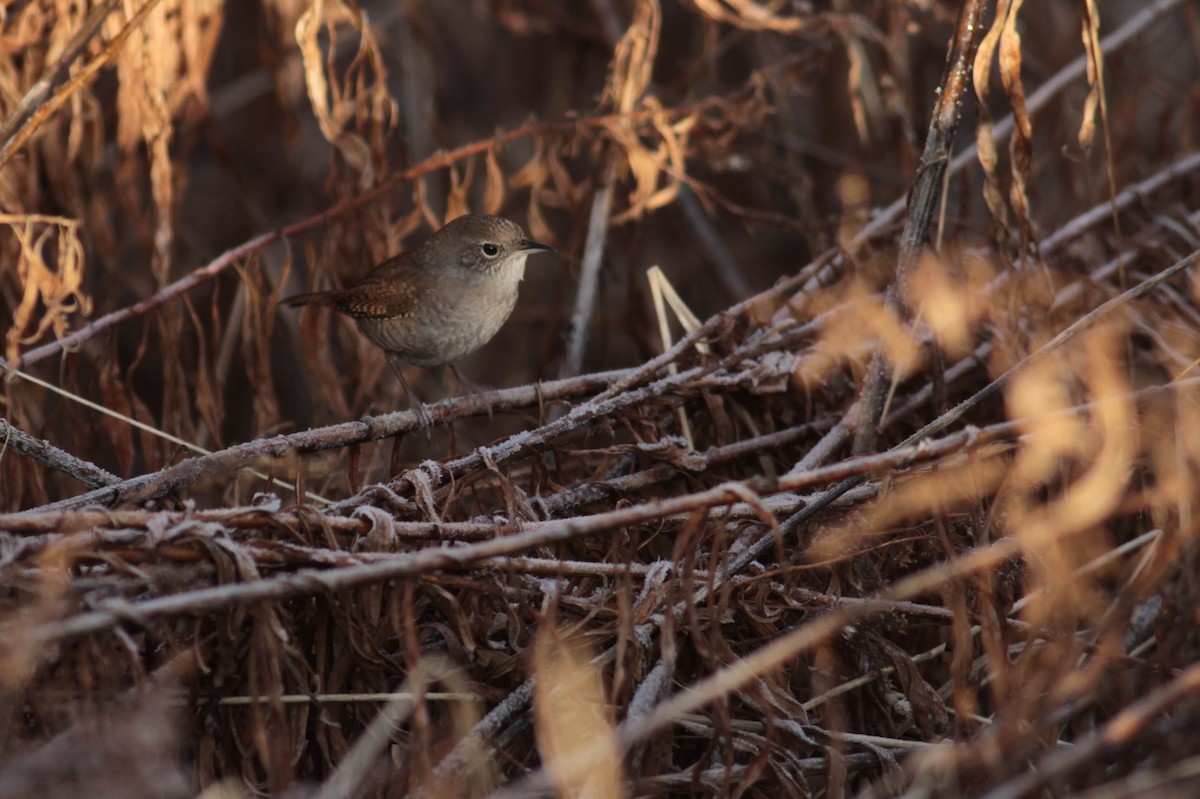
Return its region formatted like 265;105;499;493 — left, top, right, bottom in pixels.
907;250;997;357
295;0;396;190
1;214;89;368
533;630;627;799
689;0;809;34
0;2;1198;797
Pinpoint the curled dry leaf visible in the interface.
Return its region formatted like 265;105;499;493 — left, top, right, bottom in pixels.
602;0;660;116
998;0;1039;260
508;138;557;243
2;214;90;368
113;0;224;283
483;146;506;215
295;0;396;191
412;176;442;231
688;0;808;34
445;159;474;222
610;100;696;224
1078;0;1104;151
972;0;1013;238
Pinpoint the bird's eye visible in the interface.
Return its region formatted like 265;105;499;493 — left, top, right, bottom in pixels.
481;243;500;258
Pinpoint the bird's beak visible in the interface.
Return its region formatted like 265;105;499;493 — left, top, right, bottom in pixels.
519;238;555;254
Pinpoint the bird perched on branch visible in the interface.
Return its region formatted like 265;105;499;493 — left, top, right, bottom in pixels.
284;214;555;428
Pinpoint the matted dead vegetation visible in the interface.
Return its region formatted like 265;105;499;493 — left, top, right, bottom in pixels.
1;1;1200;797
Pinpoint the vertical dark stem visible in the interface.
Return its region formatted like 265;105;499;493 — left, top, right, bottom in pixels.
852;0;993;454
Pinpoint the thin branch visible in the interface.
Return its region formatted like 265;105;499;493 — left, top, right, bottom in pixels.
0;0;122;155
0;417;119;489
562;180;615;377
852;0;990;454
22;368;632;513
485;537;1027;799
850;0;1189;248
0;0;167;171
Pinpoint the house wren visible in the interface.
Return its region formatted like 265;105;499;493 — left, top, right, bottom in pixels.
284;214;554;427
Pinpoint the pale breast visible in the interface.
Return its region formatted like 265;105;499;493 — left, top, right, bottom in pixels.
358;259;525;366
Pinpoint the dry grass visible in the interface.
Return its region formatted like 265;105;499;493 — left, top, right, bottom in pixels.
1;0;1199;797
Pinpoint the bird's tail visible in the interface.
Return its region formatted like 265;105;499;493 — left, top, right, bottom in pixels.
282;290;335;308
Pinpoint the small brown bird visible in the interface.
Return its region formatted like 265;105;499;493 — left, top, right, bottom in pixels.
284;214;554;427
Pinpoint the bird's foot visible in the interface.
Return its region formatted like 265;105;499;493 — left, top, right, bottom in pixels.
387;354;434;438
410;395;435;433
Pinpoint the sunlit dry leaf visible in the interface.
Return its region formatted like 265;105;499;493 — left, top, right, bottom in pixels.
545;146;584;212
113;0;222;282
508;139;554;239
836;172;870;244
508;138;550;190
389;204;427;243
526;189;553;245
843;34;869;143
0;542;73;688
483;146;506;215
689;0;806;33
1006;353;1083;485
611;99;694;223
412;177;441;231
972;0;1012;235
803;455;1008;565
865;454;1009;535
295;0;392;190
2;214;90;367
533;630;627;799
1007;327;1135;622
445;160;473;222
1078;0;1103;150
604;0;660;115
788;279;913;389
624;144;663;210
907;250;996;357
998;0;1038;258
178;1;227;107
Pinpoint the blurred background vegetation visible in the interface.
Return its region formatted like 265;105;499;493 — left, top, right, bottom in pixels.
1;1;1199;796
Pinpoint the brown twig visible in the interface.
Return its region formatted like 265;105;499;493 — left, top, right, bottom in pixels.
22;368;630;512
26;414;1026;645
485;536;1027;799
0;0;123;161
851;0;990;455
976;659;1200;799
0;416;119;489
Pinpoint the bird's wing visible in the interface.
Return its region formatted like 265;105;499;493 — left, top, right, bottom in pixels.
331;264;431;319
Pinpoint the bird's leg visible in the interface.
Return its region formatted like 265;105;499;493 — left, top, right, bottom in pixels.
447;364;487;396
387;354;434;432
447;364;494;420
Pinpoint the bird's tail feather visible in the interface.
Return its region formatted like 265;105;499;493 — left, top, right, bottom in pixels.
282;291;334;308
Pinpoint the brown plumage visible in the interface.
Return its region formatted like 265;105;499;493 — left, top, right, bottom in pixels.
284;214;554;427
